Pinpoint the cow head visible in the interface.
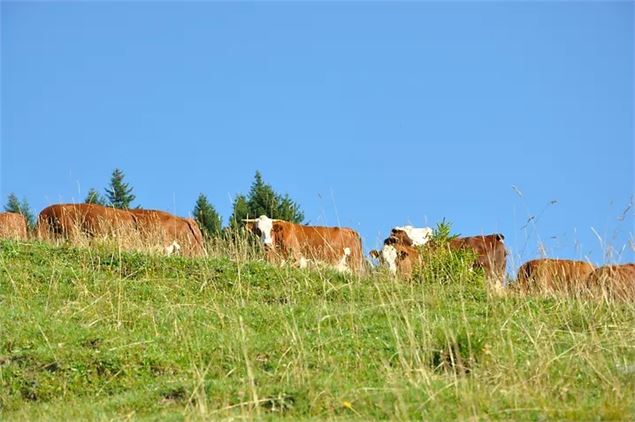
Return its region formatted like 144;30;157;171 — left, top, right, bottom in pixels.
370;237;418;277
370;241;412;275
244;215;275;247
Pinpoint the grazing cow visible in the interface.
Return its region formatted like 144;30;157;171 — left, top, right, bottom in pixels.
129;209;205;257
515;258;594;293
585;264;635;300
371;232;506;281
0;212;28;240
244;215;363;273
37;203;137;241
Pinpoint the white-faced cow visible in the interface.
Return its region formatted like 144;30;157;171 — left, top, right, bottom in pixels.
369;225;433;275
371;229;506;283
244;215;363;273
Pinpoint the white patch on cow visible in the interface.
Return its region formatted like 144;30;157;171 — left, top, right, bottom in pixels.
299;256;309;269
335;247;351;273
394;225;433;246
381;244;398;274
164;240;181;256
255;215;274;245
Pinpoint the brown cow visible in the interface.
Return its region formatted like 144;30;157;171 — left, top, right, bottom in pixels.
244;215;363;273
0;212;28;240
371;232;506;281
447;235;507;280
37;203;137;241
585;264;635;301
515;258;594;294
129;209;205;257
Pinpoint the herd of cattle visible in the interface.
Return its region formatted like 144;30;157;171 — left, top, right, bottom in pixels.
0;203;633;299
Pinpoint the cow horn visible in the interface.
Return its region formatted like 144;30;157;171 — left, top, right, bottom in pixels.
242;218;257;223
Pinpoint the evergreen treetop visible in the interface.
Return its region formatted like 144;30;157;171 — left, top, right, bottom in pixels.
104;168;136;209
84;188;106;206
229;171;304;227
192;193;222;239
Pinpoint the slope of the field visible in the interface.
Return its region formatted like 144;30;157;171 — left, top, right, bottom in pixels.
1;240;634;420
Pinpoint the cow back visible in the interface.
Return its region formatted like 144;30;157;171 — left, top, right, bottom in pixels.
0;212;28;240
271;221;363;272
585;264;635;300
130;209;205;256
37;203;136;240
447;234;507;279
516;258;594;293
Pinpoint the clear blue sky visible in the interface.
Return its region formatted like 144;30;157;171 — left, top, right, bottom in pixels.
2;2;633;271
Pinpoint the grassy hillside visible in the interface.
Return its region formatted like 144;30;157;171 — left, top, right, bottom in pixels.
1;240;634;420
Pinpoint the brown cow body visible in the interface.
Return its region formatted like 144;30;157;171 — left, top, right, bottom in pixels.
585;264;635;300
245;215;363;273
446;235;507;280
516;258;594;293
37;203;204;256
129;209;205;257
0;212;28;240
37;203;136;241
371;231;506;281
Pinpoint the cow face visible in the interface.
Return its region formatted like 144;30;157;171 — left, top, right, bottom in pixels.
381;244;399;274
244;215;275;247
371;242;416;276
370;243;399;273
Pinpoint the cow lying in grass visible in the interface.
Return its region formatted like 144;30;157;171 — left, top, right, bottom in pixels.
244;215;363;273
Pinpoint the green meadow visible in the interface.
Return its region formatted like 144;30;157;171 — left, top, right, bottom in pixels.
1;240;633;420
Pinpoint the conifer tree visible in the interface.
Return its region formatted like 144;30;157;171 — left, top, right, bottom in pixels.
247;171;280;218
229;194;250;230
104;168;136;209
229;171;304;226
192;193;222;239
84;188;106;206
4;193;36;230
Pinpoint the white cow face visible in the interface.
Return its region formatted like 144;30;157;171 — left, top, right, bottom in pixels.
255;215;274;246
381;244;398;274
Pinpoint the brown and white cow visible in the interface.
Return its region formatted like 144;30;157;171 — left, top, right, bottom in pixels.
369;225;433;274
0;212;28;240
585;263;635;300
244;215;363;273
515;258;595;293
371;231;506;281
37;203;137;241
128;209;205;257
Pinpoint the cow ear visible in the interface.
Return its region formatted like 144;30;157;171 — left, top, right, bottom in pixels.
369;250;379;258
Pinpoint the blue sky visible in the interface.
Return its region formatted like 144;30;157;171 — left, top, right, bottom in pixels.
2;2;633;270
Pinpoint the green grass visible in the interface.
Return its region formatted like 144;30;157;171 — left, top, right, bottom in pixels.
1;239;634;420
